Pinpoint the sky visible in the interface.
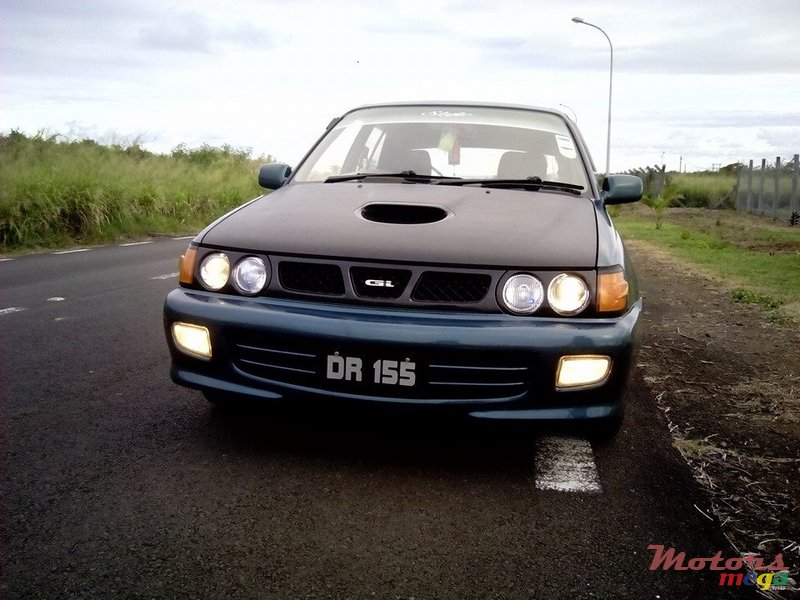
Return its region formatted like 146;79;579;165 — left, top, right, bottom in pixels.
2;0;799;173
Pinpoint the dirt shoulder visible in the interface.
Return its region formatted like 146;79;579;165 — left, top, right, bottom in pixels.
628;238;800;591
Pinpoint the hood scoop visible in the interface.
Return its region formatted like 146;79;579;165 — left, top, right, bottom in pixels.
360;203;449;225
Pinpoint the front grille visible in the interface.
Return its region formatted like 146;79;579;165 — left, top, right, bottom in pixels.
279;262;345;295
425;358;529;400
231;335;529;402
232;337;318;386
351;267;412;299
412;272;492;303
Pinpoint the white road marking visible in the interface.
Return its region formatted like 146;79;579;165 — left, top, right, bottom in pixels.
172;235;195;240
119;241;153;247
0;258;14;262
151;272;179;280
47;297;66;302
0;307;27;316
52;248;91;255
535;436;601;493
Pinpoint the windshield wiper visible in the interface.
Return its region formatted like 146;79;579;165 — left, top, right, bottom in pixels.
324;171;461;183
436;177;584;194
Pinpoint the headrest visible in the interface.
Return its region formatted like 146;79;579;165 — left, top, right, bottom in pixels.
497;151;547;179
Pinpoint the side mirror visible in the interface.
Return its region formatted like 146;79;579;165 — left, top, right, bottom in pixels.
258;163;292;190
602;174;643;205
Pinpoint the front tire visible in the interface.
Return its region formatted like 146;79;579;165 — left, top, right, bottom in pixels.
588;412;623;444
202;391;250;411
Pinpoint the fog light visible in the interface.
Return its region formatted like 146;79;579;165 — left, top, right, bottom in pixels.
172;322;212;359
556;355;611;389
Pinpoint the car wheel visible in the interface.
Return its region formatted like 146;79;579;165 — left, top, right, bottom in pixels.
588;412;623;444
202;391;248;411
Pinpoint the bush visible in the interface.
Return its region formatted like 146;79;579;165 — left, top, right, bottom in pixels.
0;131;265;249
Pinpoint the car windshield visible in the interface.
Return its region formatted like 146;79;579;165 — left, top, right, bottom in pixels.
292;105;590;190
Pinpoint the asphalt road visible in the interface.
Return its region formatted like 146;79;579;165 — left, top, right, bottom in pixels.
1;239;745;599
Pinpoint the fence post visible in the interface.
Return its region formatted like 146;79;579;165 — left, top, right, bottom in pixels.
757;158;766;214
791;154;799;216
773;157;781;218
735;162;743;210
746;160;754;213
660;164;666;197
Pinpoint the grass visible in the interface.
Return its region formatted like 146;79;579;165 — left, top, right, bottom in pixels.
671;172;735;207
615;208;800;321
0;131;267;252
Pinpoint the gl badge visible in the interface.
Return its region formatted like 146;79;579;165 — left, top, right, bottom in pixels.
364;279;394;288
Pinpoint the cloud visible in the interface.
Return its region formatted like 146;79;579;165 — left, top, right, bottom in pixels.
462;1;800;75
756;129;800;154
632;111;800;129
1;0;798;173
0;1;276;80
138;14;214;54
368;18;452;36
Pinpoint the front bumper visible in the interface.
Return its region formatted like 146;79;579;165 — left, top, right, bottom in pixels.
163;289;641;422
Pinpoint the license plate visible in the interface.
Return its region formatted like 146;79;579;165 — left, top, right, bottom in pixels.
325;354;416;387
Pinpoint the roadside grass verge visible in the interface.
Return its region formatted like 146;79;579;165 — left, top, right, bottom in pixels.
615;209;800;321
0;131;266;253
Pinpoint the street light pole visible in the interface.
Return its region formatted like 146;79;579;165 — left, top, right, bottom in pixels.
572;17;613;176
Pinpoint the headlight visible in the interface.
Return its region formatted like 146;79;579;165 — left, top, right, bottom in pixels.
502;274;544;314
199;252;230;290
548;274;590;316
232;256;268;295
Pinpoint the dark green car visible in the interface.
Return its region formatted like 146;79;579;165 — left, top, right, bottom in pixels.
164;102;643;438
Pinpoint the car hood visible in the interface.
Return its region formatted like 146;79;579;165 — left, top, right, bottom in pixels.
201;182;598;268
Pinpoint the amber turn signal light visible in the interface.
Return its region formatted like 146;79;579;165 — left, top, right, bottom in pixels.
596;271;628;312
179;246;198;284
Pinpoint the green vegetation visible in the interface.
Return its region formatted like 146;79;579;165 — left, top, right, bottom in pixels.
629;166;736;208
0;131;267;251
670;172;735;208
730;289;782;311
641;189;679;229
729;289;789;324
615;208;800;321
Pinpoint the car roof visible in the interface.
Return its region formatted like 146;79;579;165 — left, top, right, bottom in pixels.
344;101;566;118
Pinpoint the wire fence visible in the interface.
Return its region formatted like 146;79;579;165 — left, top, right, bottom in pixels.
734;154;799;220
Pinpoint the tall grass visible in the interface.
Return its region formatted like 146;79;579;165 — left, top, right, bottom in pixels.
629;166;736;208
671;172;735;207
0;131;266;250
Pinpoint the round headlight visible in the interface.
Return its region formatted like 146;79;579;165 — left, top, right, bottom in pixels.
548;273;590;316
502;274;544;314
199;252;230;290
232;256;268;295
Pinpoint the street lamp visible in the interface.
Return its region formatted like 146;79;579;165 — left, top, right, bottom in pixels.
572;16;613;176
